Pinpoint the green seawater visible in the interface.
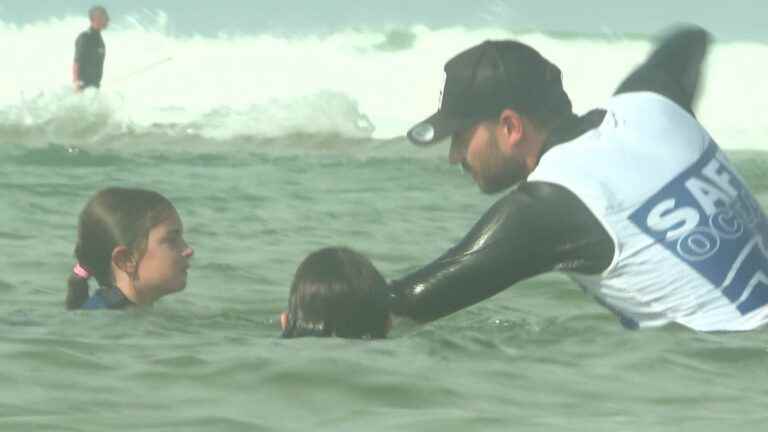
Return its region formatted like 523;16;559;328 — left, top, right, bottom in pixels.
1;139;767;432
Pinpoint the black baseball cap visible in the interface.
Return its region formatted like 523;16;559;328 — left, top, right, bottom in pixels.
407;40;571;146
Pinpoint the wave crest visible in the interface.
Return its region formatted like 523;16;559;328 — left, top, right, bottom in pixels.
0;14;765;150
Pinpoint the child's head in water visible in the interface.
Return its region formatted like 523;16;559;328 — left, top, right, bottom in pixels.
66;187;194;310
281;247;391;339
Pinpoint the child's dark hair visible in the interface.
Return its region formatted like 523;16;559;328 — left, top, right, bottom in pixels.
66;187;176;310
283;247;390;339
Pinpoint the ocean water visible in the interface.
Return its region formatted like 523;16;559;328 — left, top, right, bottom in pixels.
1;9;768;432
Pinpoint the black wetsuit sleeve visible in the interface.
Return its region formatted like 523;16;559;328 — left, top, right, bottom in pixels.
388;182;614;323
614;26;711;114
74;32;86;64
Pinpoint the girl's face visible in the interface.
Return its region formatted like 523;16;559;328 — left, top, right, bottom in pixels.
134;211;194;302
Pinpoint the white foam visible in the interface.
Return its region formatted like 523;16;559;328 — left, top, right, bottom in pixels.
0;13;765;149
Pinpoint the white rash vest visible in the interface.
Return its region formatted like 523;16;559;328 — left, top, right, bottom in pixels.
529;92;768;331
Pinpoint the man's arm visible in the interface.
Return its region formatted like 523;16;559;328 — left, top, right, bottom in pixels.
387;182;614;323
72;63;81;90
615;26;711;114
73;33;85;90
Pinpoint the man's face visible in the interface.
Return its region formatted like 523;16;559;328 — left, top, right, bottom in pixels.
91;11;110;30
449;120;528;194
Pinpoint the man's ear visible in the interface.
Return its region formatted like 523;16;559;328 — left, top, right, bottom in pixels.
111;246;137;275
497;109;524;154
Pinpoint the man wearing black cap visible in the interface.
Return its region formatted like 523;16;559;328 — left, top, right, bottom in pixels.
73;6;110;91
387;26;768;331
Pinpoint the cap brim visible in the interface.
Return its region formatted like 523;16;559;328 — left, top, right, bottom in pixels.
406;110;480;147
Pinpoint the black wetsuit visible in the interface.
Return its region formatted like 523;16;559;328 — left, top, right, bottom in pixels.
80;285;133;310
74;28;106;88
388;27;711;323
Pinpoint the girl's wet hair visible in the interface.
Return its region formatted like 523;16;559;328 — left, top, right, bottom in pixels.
66;187;176;310
283;247;390;339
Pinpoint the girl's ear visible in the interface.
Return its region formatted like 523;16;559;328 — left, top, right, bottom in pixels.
111;245;137;275
280;312;289;331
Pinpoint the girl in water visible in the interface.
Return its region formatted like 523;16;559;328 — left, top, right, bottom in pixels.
281;247;390;339
66;187;194;310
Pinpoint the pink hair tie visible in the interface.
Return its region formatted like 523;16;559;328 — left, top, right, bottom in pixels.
73;263;91;280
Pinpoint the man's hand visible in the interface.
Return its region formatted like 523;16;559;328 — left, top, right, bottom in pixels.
72;63;82;92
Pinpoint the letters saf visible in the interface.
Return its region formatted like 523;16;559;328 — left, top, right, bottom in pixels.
630;141;768;315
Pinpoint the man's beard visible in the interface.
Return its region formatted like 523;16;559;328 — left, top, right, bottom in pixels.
475;134;528;194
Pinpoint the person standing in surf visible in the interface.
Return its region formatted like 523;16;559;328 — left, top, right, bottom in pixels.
385;25;768;331
72;6;109;92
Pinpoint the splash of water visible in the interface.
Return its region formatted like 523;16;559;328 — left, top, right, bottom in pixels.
0;13;765;150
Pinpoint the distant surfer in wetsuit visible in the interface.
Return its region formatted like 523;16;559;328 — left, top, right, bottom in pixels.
73;6;109;92
386;25;768;331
